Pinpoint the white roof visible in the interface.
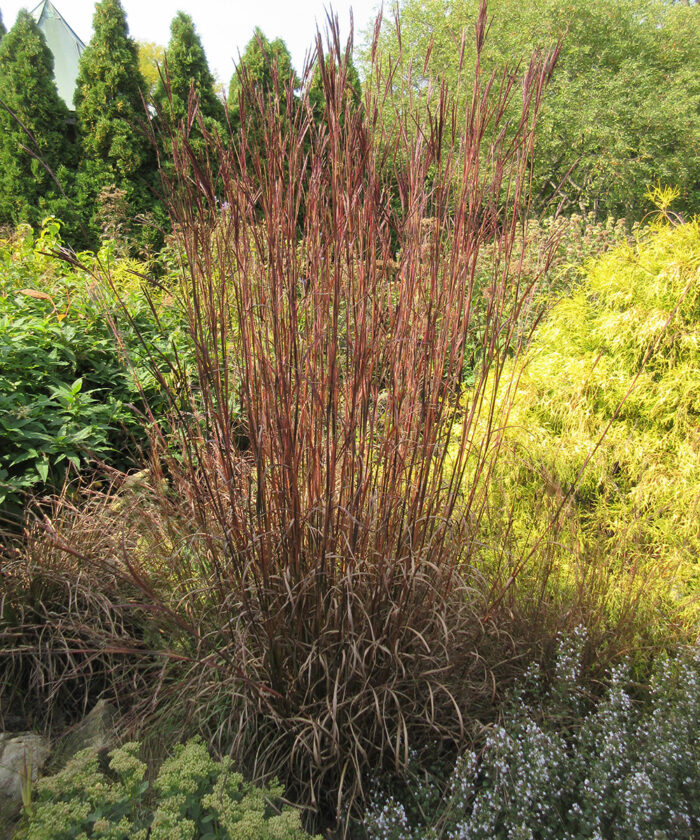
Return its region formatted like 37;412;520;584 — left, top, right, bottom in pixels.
31;0;85;110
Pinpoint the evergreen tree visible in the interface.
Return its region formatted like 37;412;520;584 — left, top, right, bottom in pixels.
156;12;224;136
74;0;157;247
0;11;6;40
227;29;297;132
0;10;74;228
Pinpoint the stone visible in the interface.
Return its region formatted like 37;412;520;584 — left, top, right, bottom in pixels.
52;699;117;768
0;732;50;802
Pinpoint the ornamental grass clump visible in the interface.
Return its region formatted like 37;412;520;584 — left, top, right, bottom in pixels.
145;5;559;818
8;3;562;829
0;481;169;732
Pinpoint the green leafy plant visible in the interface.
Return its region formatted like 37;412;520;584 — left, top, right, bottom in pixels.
17;737;319;840
512;211;635;299
463;211;635;378
0;219;189;517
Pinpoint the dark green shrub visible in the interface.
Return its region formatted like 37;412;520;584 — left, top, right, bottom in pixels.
155;12;225;144
227;28;297;132
0;11;76;232
73;0;159;250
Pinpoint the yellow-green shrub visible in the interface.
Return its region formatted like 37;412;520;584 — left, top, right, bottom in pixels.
17;738;319;840
480;219;699;642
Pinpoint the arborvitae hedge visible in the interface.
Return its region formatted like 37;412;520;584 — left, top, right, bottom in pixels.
73;0;158;248
156;12;224;140
0;11;75;229
227;28;297;131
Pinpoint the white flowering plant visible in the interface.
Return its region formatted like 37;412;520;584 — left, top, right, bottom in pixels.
364;631;699;840
16;737;320;840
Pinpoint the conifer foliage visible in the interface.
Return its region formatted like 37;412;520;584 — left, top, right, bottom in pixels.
73;0;156;244
156;12;224;136
227;29;297;130
0;10;73;227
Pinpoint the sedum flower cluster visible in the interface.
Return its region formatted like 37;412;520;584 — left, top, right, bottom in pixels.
365;630;699;840
17;737;320;840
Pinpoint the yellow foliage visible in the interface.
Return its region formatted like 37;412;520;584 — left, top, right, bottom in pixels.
477;219;699;641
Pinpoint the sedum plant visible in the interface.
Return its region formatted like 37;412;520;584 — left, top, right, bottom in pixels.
17;737;319;840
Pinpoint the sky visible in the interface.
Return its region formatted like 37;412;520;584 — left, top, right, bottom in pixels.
1;0;384;86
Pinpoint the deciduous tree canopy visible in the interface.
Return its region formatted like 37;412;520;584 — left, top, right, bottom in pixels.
367;0;700;220
138;40;165;100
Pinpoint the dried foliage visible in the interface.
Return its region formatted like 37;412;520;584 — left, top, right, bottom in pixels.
0;482;164;732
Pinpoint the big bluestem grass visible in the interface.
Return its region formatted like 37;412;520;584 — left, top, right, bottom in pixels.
3;4;565;829
136;8;560;823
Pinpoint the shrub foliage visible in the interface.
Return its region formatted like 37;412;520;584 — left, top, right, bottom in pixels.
155;12;224;139
0;219;188;516
479;217;700;639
